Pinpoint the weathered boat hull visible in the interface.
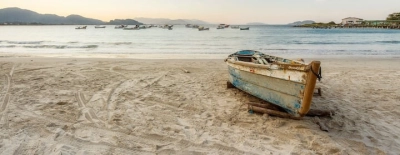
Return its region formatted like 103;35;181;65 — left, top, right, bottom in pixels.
228;66;305;115
226;52;320;117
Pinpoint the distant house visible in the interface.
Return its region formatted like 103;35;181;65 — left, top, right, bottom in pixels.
342;17;363;25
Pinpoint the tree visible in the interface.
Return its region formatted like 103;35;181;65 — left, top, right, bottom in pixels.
328;21;336;25
387;12;400;20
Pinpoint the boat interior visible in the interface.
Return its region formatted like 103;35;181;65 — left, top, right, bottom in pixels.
231;51;305;65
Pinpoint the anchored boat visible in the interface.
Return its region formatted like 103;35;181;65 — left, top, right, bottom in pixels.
198;27;210;31
115;25;127;29
75;26;87;29
225;50;321;117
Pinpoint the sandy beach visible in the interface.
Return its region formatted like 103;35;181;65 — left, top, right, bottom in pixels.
0;55;399;154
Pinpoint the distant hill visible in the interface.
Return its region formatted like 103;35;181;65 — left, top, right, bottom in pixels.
109;19;143;25
0;7;142;25
246;22;268;25
287;20;315;25
134;17;210;25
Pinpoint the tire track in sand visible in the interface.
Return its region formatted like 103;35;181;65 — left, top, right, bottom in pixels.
106;81;124;125
106;72;169;124
75;92;103;127
0;65;15;127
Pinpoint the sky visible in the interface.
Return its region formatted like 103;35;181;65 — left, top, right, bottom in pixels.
1;0;399;24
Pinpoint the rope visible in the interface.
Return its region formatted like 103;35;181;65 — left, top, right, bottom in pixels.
311;66;322;81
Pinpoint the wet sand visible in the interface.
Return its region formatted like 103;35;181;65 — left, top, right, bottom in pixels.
0;56;399;154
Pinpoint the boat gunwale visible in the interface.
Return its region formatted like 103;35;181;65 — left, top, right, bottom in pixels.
226;61;307;85
226;59;310;72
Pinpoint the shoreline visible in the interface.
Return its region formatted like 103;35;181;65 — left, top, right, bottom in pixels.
1;52;399;60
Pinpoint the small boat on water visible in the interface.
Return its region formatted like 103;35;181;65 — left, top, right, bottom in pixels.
160;25;173;30
240;27;250;30
225;50;321;118
75;26;87;29
145;25;154;28
123;26;139;30
139;25;147;29
219;24;230;28
95;25;106;28
198;27;210;31
115;25;127;29
162;25;173;30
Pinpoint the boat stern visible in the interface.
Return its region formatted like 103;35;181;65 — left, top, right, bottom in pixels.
298;61;321;116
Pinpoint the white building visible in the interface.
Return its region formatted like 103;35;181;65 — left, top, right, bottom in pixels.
342;17;363;25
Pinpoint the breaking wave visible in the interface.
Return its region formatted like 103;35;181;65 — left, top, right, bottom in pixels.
376;41;400;44
6;41;44;44
0;45;16;48
111;42;132;45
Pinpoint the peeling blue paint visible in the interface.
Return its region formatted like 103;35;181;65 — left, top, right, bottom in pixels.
294;103;301;109
228;66;304;116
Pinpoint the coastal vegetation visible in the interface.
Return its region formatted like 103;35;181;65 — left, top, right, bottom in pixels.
387;12;400;20
293;21;337;28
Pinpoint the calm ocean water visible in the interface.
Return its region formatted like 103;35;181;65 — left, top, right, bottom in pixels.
1;25;400;56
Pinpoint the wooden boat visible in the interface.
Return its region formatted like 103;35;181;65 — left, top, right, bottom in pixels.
75;26;87;29
240;27;250;30
95;25;106;28
225;50;321;117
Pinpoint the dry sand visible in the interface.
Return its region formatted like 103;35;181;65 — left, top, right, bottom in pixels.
0;56;399;154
